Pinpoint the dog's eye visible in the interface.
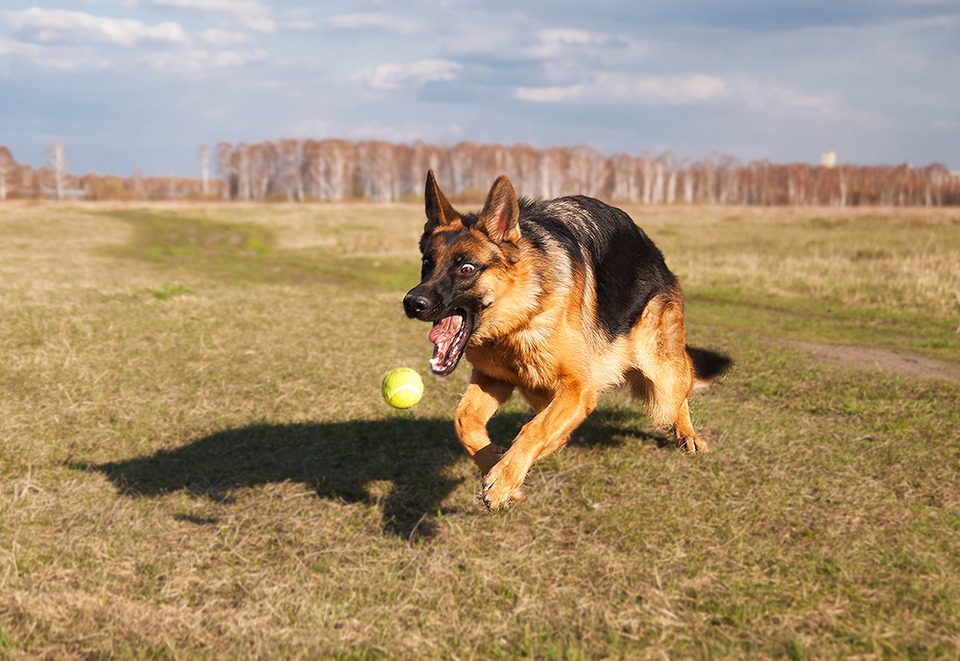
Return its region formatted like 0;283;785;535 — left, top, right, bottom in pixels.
459;263;477;275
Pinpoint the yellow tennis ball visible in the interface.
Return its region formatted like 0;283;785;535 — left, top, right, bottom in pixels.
381;367;423;409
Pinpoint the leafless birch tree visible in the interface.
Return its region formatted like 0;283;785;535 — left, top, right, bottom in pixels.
0;146;13;200
198;145;211;195
46;139;68;200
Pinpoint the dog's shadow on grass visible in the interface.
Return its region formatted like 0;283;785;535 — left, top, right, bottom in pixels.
81;408;658;539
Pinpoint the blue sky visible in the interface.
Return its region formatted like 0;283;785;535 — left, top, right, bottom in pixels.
1;0;958;177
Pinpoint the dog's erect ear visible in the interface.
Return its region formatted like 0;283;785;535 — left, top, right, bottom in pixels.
476;175;520;245
424;170;459;231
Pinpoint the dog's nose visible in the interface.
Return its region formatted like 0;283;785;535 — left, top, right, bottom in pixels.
403;293;430;318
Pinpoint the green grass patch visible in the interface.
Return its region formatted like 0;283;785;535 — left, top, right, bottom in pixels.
687;288;960;360
144;283;197;300
0;202;958;659
104;208;418;291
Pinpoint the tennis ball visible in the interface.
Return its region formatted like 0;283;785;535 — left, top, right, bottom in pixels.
381;367;423;409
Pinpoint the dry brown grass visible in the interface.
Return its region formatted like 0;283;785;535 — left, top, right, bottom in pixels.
1;201;959;659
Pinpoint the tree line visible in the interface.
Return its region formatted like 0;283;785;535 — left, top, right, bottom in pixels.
0;143;212;201
2;140;958;206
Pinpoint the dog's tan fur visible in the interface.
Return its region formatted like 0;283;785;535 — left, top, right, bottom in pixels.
406;172;726;509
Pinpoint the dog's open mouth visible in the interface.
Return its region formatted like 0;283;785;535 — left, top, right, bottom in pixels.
428;309;472;376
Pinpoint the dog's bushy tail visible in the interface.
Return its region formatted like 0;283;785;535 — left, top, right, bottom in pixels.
686;346;733;392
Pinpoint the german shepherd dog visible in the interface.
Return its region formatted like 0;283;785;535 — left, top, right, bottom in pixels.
404;171;730;510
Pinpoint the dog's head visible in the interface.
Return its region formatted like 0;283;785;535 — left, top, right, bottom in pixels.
403;170;521;376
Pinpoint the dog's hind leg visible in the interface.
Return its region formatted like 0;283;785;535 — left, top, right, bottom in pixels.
455;368;515;475
673;398;704;452
626;367;704;451
627;293;707;452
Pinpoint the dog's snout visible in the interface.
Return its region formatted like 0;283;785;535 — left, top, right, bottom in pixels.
403;293;431;318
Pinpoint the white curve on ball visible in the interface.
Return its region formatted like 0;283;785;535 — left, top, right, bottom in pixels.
389;384;421;399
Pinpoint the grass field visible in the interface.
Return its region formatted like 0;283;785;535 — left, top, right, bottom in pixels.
1;200;959;659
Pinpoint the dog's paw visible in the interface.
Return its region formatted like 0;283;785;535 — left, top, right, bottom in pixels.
480;461;525;511
679;435;708;452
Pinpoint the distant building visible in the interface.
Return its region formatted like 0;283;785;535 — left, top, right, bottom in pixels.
821;150;837;168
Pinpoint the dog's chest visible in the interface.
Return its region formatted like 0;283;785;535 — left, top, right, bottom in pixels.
466;323;564;388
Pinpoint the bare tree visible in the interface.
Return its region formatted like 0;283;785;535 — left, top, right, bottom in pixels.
168;168;178;198
130;166;143;198
448;142;472;194
247;141;276;201
566;146;606;197
302;139;355;200
321;140;357;200
718;154;742;204
236;143;252;200
46;139;69;200
0;146;13;200
652;158;665;205
301;139;322;199
203;137;960;208
927;164;949;207
611;153;638;203
662;150;677;204
216;142;235;199
681;157;694;203
198;145;211;196
702;151;718;204
275;139;303;201
641;150;654;204
539;147;566;199
356;141;395;202
511;144;539;196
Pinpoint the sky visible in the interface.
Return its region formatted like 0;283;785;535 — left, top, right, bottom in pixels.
1;0;958;177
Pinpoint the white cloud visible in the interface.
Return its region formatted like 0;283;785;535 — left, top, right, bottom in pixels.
736;79;840;115
0;10;273;76
205;47;267;68
325;13;420;35
2;8;189;47
348;121;465;145
132;46;268;74
631;74;729;102
147;0;275;33
517;73;728;105
737;80;825;112
516;70;884;128
0;37;42;62
198;28;254;47
541;29;593;45
528;29;597;58
0;6;276;75
516;85;582;103
0;37;110;72
353;59;462;90
732;78;886;127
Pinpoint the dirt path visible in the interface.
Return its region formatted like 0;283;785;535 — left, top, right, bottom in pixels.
782;340;960;384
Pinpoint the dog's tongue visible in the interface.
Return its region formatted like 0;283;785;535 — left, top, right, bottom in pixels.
429;314;463;345
429;313;464;370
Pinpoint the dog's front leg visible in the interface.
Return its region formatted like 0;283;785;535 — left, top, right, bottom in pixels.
481;383;597;510
454;369;514;475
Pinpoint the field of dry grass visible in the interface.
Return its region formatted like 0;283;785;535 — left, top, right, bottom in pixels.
1;199;959;659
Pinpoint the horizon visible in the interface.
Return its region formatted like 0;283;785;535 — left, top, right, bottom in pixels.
2;137;956;180
2;1;958;177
